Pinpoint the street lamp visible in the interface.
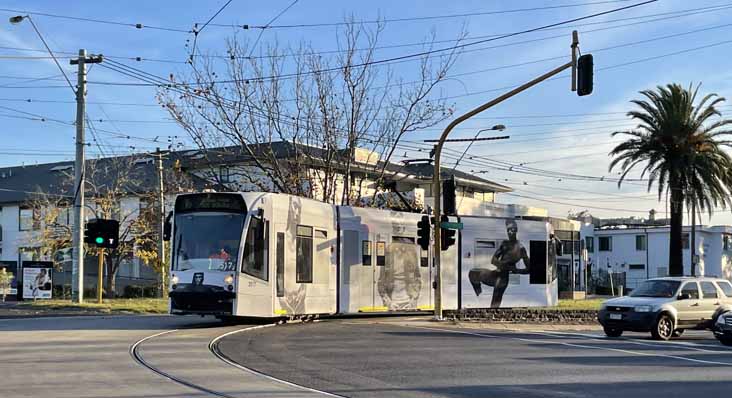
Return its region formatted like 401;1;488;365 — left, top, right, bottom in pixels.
451;124;506;171
9;15;26;24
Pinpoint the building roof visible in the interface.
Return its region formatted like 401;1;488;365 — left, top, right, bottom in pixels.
0;141;512;204
0;156;210;205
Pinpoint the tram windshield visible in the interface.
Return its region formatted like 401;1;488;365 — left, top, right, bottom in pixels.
172;212;245;272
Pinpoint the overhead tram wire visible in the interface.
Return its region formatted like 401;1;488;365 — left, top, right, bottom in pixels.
247;0;299;58
89;0;659;86
208;0;637;29
0;7;191;32
189;0;235;61
85;20;732;118
1;3;728;66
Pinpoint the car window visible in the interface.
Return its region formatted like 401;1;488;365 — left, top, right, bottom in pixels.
700;282;718;299
717;281;732;297
680;282;699;299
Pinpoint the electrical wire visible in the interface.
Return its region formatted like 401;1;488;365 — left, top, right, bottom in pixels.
248;0;299;58
0;7;191;32
87;0;658;86
190;0;235;61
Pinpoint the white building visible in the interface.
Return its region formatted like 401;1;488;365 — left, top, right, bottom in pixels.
582;224;732;290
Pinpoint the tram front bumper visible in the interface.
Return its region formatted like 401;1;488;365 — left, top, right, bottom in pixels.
169;284;235;315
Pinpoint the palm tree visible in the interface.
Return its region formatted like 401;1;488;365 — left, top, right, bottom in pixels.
609;83;732;277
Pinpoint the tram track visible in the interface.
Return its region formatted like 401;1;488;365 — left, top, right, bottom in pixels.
130;328;240;398
130;321;345;397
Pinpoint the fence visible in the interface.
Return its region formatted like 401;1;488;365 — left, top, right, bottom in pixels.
588;268;626;295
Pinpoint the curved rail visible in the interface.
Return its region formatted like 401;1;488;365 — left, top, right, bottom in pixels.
130;329;239;398
209;324;348;398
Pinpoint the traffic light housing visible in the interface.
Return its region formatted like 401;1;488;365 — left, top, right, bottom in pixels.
84;219;119;249
577;54;593;96
417;215;430;251
443;177;456;216
440;215;456;251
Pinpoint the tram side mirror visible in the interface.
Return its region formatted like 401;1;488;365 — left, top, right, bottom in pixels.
678;293;691;300
163;211;173;241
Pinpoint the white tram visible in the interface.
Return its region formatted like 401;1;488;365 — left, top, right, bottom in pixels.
167;192;558;318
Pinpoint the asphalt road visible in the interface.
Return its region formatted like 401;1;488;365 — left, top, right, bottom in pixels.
0;315;322;398
217;319;732;398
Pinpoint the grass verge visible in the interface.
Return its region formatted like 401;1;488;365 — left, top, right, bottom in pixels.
554;298;604;311
18;298;168;314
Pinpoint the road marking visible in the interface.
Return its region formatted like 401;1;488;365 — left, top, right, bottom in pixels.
535;330;732;354
209;323;347;398
402;324;732;366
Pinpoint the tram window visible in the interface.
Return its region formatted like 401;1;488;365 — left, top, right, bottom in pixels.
296;225;313;283
376;241;386;266
242;217;268;281
362;240;372;266
276;232;285;297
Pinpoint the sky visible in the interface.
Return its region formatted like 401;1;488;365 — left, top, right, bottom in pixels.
1;0;732;225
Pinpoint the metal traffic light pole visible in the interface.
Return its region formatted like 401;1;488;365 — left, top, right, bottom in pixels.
432;31;582;320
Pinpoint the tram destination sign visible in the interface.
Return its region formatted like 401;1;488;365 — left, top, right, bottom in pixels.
175;193;246;213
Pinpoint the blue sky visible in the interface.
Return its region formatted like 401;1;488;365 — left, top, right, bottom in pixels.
2;0;732;224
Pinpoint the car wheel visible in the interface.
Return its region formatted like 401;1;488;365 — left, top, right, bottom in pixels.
672;329;684;338
604;327;623;338
651;314;674;341
718;337;732;347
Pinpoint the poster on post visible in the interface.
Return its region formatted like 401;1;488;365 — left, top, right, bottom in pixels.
22;262;53;300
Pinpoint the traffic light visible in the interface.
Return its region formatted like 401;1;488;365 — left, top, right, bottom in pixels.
577;54;593;96
443;176;456;216
417;215;430;251
84;219;119;249
440;215;456;251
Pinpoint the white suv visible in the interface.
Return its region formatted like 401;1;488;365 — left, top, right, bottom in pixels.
598;277;732;340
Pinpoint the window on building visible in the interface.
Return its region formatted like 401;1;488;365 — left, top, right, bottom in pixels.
680;282;699;299
701;282;718;299
635;235;646;251
296;225;313;283
19;207;40;231
629;264;645;270
585;237;594;253
682;233;690;249
717;281;732;298
362;240;372;266
219;166;231;183
376;241;386;266
241;216;268;281
276;232;285;297
598;236;612;251
0;225;3;242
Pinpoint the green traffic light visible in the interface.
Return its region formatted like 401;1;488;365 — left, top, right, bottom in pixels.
95;237;104;244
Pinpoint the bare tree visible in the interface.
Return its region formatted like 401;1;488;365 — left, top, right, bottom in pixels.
160;19;462;205
26;155;194;297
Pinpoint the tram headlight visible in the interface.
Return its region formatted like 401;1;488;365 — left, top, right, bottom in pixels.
224;274;234;286
171;274;179;285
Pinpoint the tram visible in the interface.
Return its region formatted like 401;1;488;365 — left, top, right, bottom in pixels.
167;192;558;318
